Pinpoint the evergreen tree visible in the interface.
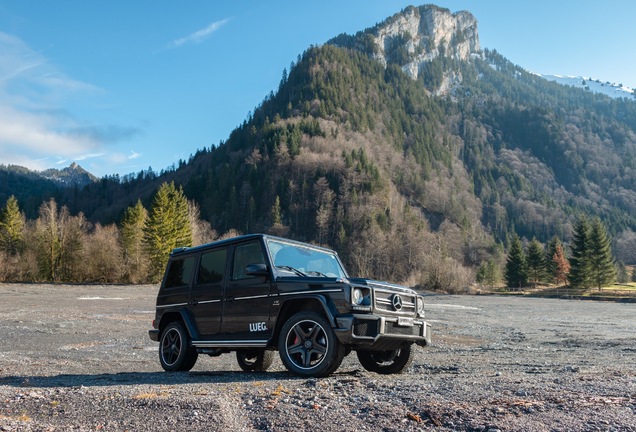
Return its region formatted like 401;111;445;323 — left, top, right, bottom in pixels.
616;261;629;284
270;195;282;226
477;259;500;289
0;195;24;255
552;244;570;286
526;237;545;284
505;234;527;288
632;267;636;283
144;182;193;281
121;200;149;283
544;236;562;283
568;216;592;289
588;217;616;290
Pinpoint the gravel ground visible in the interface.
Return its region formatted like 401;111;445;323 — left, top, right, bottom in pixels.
0;283;635;431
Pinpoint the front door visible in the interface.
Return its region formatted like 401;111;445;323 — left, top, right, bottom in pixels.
222;240;272;340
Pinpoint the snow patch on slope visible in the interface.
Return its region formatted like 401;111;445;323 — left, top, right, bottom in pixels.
541;74;635;100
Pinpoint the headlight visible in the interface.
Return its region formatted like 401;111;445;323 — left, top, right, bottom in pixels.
416;296;425;317
352;288;364;305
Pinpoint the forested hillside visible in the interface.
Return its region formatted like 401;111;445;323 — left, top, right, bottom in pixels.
2;5;636;286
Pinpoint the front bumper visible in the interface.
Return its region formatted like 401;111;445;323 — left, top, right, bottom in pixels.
334;314;431;350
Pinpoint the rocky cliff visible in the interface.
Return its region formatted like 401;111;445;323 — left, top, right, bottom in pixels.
329;5;480;94
371;5;480;79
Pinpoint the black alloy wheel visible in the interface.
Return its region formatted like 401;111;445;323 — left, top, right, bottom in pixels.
278;311;345;377
159;321;198;372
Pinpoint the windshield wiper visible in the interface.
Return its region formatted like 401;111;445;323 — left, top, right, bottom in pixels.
276;265;307;277
306;270;327;277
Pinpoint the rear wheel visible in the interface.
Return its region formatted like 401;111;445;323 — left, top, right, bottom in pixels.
278;311;345;377
159;321;198;371
236;350;274;372
356;345;415;374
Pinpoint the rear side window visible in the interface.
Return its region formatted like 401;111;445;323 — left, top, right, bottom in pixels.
232;242;265;280
165;256;196;288
198;249;227;284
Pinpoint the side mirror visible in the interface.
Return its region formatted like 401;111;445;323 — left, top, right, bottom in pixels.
245;263;269;277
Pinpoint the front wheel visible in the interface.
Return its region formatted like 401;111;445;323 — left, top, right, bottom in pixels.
356;345;415;374
159;321;198;371
236;350;274;372
278;311;345;377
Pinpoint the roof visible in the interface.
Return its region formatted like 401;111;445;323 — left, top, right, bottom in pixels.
169;233;338;257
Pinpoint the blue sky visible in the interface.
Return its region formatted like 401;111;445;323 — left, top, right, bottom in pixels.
1;0;634;177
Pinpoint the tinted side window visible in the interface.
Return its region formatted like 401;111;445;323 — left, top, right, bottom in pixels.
165;256;196;288
232;242;265;280
198;249;227;284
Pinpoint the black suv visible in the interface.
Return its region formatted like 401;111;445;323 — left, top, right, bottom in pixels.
149;234;431;377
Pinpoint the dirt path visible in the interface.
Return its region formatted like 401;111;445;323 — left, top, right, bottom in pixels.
1;284;635;431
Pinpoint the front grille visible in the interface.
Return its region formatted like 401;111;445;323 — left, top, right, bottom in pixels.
373;288;416;315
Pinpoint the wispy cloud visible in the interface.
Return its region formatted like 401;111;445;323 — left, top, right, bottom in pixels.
0;31;139;173
166;18;231;49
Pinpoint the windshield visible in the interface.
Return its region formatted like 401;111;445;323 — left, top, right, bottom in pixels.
267;239;348;279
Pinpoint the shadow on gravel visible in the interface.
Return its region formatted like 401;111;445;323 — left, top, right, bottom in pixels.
0;370;320;389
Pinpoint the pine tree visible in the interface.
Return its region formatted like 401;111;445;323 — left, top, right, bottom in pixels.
544;236;562;283
505;234;527;289
476;259;501;289
270;195;282;226
144;182;193;281
526;238;545;284
0;195;24;255
588;217;616;290
568;216;592;289
552;244;570;286
616;261;629;284
121;200;149;283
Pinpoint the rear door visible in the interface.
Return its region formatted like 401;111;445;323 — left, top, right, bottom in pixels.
189;248;227;338
222;240;273;340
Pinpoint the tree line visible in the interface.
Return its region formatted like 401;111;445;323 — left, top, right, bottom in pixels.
0;183;220;284
500;216;635;290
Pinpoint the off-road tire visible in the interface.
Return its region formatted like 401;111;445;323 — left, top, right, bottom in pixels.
236;350;275;372
159;321;198;372
356;344;415;374
278;311;345;377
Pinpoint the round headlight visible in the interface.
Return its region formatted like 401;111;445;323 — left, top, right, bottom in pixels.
416;297;425;315
352;288;364;305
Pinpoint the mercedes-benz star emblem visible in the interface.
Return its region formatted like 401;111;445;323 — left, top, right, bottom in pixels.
391;294;403;311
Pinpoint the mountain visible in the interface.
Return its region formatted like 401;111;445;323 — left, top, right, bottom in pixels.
40;162;98;188
5;4;636;277
0;163;98;217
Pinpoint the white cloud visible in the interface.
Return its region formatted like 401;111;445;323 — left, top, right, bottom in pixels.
0;31;139;174
167;18;231;49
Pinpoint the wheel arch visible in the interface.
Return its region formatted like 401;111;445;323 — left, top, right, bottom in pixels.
157;309;200;340
271;295;335;346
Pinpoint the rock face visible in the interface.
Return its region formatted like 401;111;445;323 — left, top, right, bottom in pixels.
371;5;480;80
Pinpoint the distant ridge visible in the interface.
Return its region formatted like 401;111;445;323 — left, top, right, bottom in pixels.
40;162;98;188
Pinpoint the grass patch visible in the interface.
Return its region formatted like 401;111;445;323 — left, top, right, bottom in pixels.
133;391;170;400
